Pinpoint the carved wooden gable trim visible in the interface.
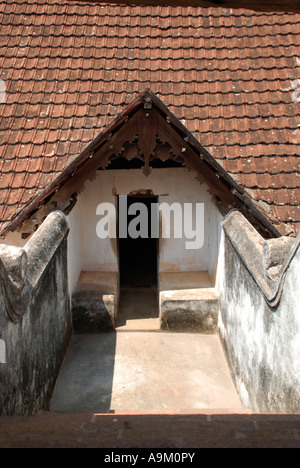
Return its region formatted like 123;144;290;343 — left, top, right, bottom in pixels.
7;89;282;238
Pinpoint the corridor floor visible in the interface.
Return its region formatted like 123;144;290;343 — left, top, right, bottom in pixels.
50;331;245;413
115;287;160;331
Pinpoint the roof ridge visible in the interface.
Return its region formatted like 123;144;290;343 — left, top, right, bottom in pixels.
0;0;296;17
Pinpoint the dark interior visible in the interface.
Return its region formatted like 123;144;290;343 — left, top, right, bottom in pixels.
118;196;158;288
106;157;182;170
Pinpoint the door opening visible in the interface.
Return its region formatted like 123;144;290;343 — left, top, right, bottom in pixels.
116;194;159;329
118;195;158;289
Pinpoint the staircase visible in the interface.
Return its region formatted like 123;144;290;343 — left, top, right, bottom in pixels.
1;273;299;448
3;293;300;448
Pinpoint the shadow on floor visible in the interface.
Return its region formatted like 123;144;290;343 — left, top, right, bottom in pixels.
116;286;159;329
50;334;117;413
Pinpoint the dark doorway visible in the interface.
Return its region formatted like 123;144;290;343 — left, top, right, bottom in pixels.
117;195;159;330
118;195;158;288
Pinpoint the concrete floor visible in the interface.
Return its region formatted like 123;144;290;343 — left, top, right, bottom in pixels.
116;287;160;331
50;331;244;413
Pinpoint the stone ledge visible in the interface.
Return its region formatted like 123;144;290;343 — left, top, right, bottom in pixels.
1;412;299;448
222;210;300;307
72;271;119;333
159;271;219;333
0;211;69;323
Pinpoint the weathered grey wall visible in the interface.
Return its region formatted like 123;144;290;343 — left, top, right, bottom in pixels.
219;211;300;414
0;212;72;416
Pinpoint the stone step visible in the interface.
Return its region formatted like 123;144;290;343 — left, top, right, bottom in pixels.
1;410;299;448
159;271;219;332
89;408;251;415
72;271;118;333
72;270;219;333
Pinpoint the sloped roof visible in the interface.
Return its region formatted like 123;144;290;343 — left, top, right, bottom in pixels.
0;0;299;236
1;88;284;238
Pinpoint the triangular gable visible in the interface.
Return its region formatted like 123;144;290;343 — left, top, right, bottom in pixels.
1;89;282;238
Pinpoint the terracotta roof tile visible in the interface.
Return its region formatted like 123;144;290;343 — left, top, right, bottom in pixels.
0;0;299;235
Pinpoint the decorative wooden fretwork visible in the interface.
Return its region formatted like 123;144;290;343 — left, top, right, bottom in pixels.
16;94;282;239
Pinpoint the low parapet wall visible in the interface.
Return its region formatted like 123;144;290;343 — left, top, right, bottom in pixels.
0;211;72;416
219;210;300;414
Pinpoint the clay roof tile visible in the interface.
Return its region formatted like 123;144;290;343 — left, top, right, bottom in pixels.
0;0;299;235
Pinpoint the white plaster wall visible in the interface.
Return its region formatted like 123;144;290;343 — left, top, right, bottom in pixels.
2;167;223;295
70;167;220;277
208;204;224;283
0;231;29;248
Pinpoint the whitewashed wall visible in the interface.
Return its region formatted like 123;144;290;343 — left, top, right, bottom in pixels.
65;167;221;293
66;199;84;297
3;167;223;296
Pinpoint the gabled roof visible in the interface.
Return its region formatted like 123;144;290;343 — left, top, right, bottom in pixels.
0;88;285;238
0;1;299;236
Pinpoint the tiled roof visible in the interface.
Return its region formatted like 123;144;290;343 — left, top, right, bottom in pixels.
0;0;299;236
